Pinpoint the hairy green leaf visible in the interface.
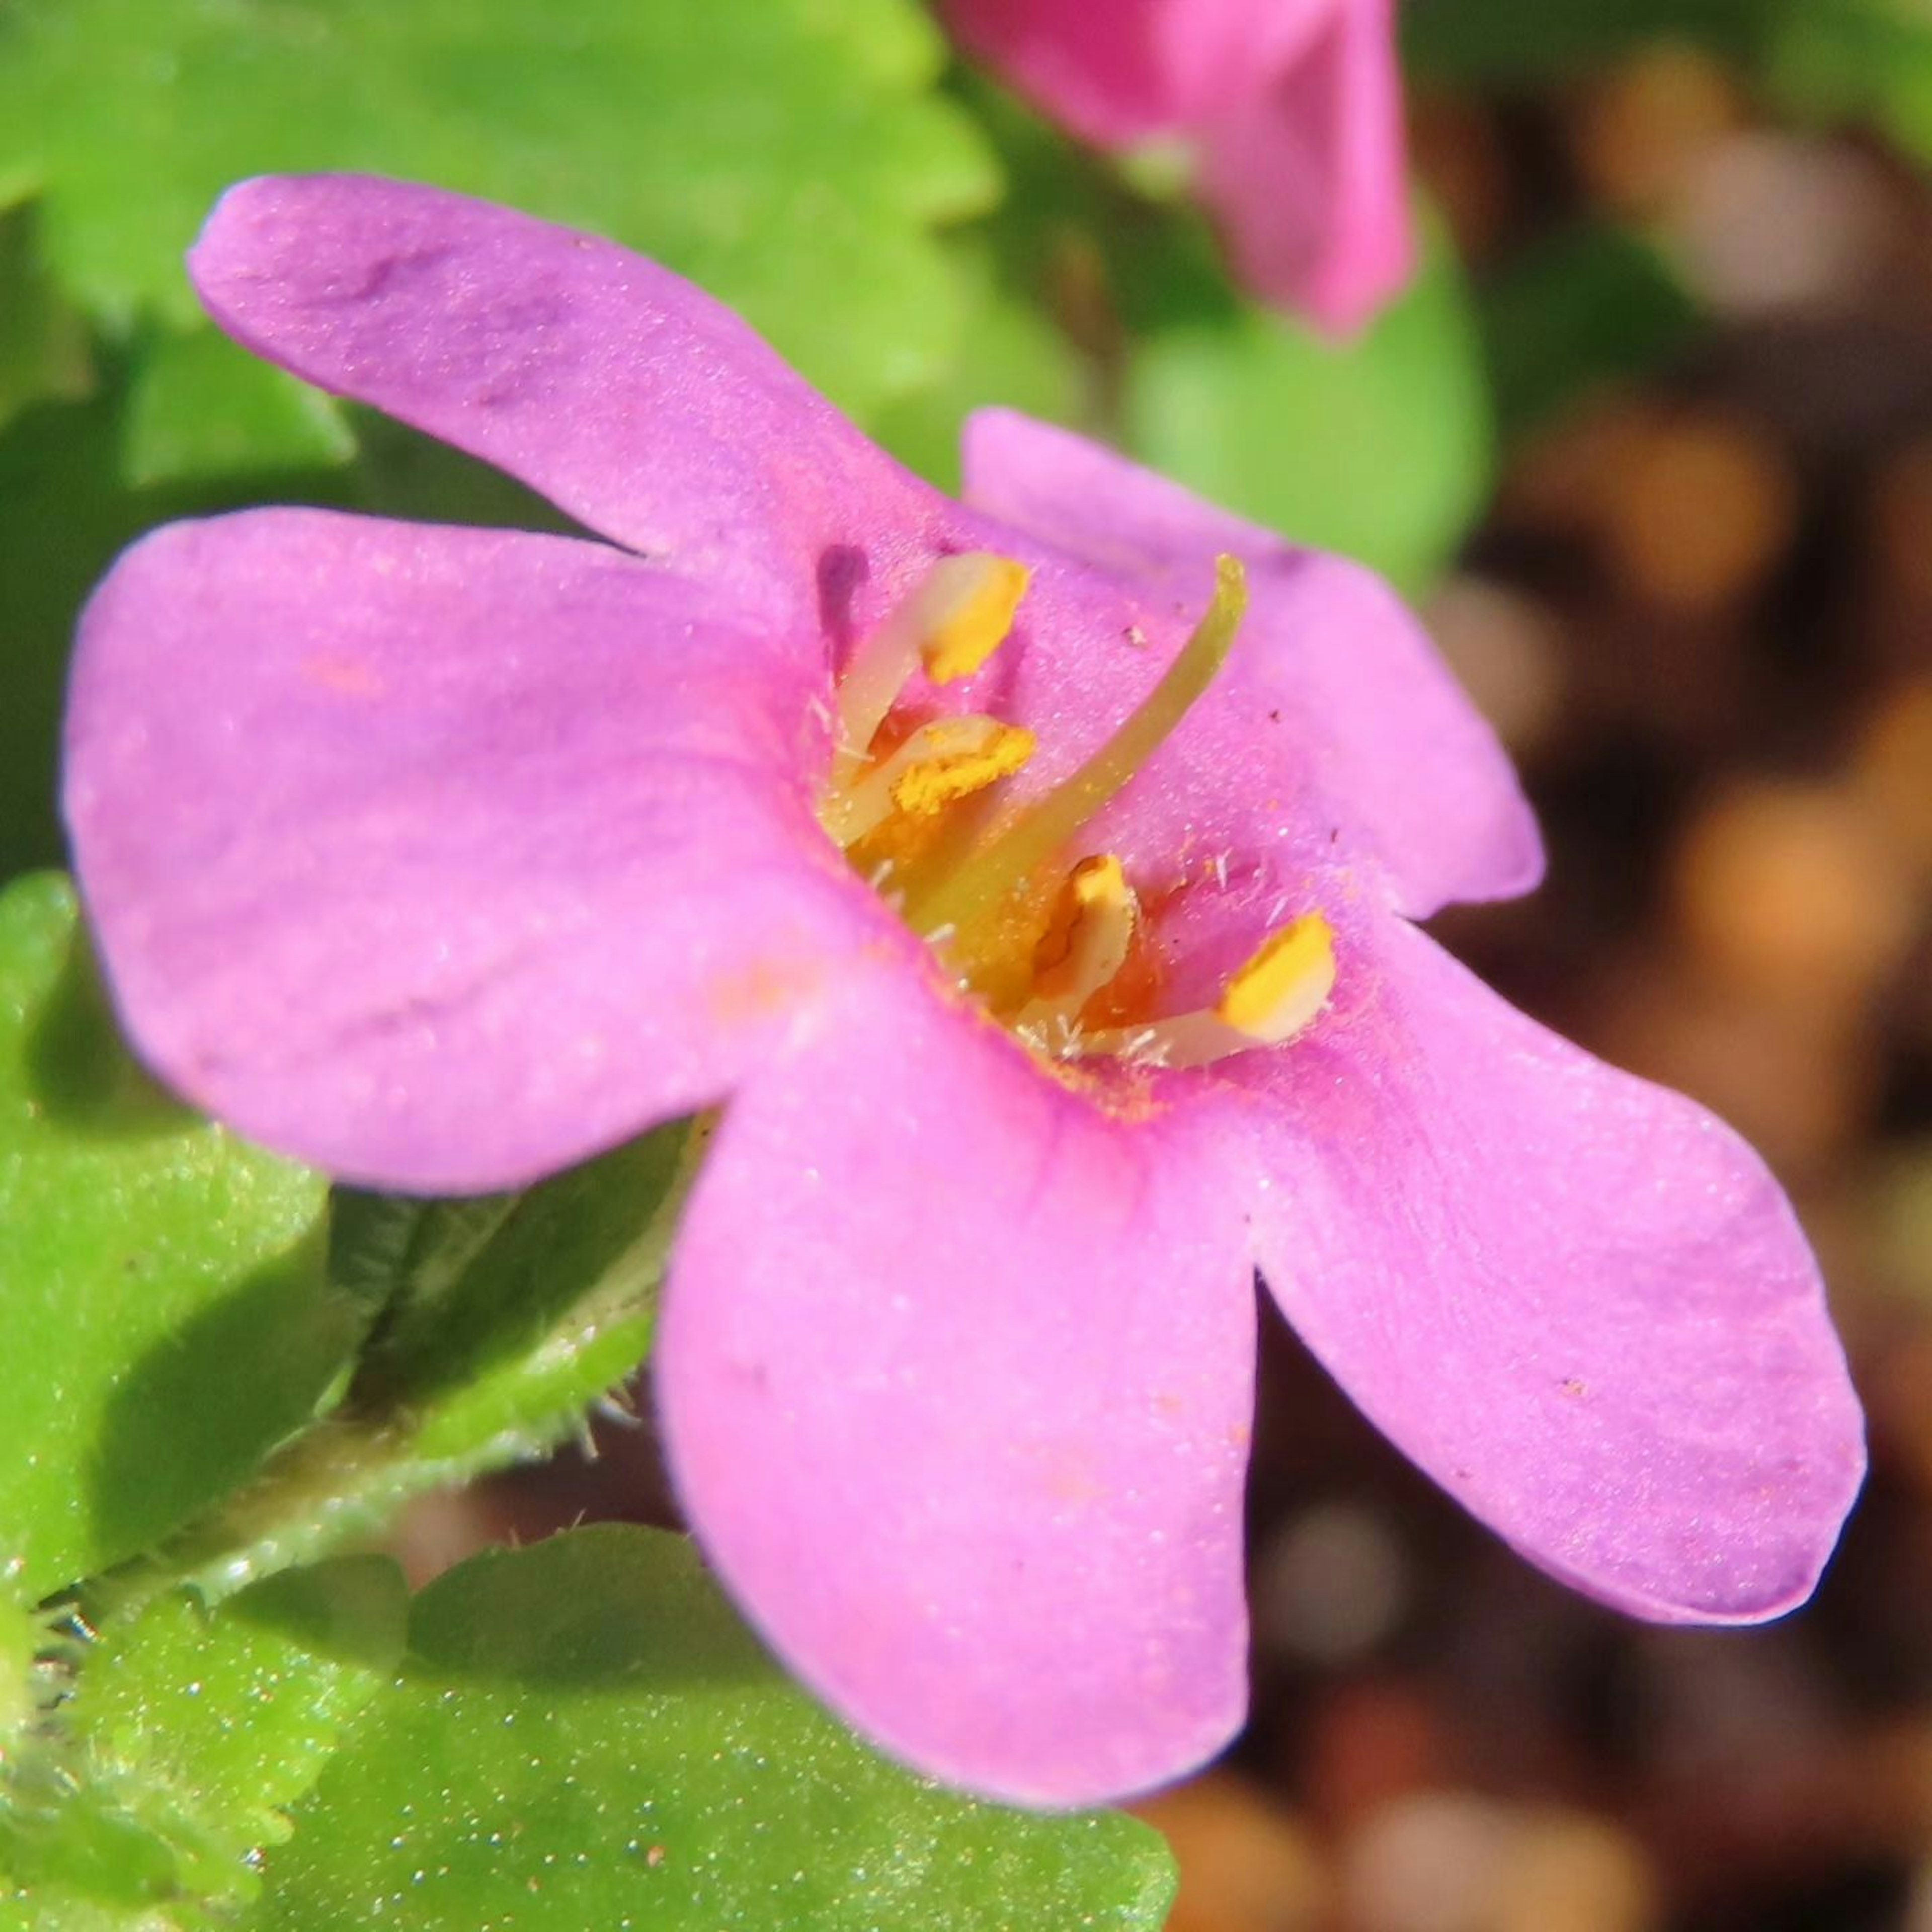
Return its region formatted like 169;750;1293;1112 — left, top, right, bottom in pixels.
0;876;348;1601
261;1527;1177;1932
2;1559;406;1921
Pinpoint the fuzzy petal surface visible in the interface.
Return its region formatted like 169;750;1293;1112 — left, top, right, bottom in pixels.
64;509;888;1191
1196;0;1415;330
961;409;1541;917
658;962;1255;1807
188;176;926;613
1213;914;1866;1621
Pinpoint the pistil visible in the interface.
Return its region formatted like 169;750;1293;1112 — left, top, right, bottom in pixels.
903;555;1248;949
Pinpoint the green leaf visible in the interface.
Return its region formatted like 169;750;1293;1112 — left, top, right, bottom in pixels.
1119;229;1495;594
260;1526;1176;1932
0;875;350;1601
0;0;996;427
1401;0;1763;84
121;329;354;490
2;1558;407;1920
1762;0;1932;161
872;231;1090;492
0;1589;42;1762
0;195;91;434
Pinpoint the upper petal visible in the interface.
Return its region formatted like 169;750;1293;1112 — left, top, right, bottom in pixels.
1195;0;1415;331
961;409;1542;917
1210;914;1865;1622
657;960;1255;1807
189;175;926;612
64;509;888;1192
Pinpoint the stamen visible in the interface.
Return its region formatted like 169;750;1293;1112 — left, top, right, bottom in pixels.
906;555;1248;943
832;553;1031;784
921;557;1032;685
1081;911;1335;1070
1217;913;1336;1042
822;715;1036;847
1017;856;1139;1027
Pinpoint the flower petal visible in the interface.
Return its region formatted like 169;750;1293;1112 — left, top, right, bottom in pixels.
1195;0;1415;332
189;175;922;609
1215;915;1865;1621
658;962;1254;1807
961;410;1541;916
939;0;1329;146
64;508;887;1191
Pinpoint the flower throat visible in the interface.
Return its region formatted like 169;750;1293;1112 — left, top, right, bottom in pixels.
816;553;1334;1070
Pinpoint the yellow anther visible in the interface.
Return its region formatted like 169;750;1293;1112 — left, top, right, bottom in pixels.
1074;905;1335;1070
831;553;1032;784
892;721;1037;817
1030;856;1135;1003
920;555;1032;684
1217;913;1337;1043
821;714;1035;847
1013;855;1141;1046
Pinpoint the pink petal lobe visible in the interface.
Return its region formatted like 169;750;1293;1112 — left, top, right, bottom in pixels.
1214;916;1865;1621
65;509;887;1192
961;410;1542;916
188;176;924;609
1195;0;1416;332
658;964;1255;1807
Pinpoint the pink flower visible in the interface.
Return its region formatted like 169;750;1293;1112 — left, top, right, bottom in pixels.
938;0;1415;330
64;176;1861;1809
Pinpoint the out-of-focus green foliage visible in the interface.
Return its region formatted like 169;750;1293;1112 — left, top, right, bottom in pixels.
1406;0;1932;166
1119;228;1494;596
1764;0;1932;160
1404;0;1764;80
0;0;993;423
1477;224;1701;443
121;329;355;490
0;196;91;435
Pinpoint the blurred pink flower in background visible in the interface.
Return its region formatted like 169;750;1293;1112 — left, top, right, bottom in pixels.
938;0;1416;329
